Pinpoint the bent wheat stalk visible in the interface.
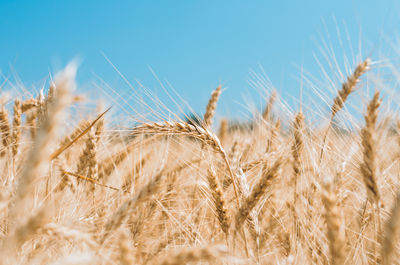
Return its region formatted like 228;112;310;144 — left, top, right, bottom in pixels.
132;121;241;208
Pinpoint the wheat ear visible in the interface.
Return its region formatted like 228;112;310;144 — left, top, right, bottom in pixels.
291;112;304;200
207;168;230;236
50;107;110;161
235;159;281;230
0;106;10;156
21;98;38;113
100;168;166;244
76;129;98;189
361;91;381;204
218;118;228;147
132;121;241;208
11;99;22;160
322;178;346;265
320;58;371;162
58;120;91;152
9;63;74;221
262;90;277;121
203;85;222;128
331;59;371;118
382;192;400;265
266;119;281;153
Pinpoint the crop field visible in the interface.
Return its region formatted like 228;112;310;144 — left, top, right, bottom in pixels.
1;58;400;265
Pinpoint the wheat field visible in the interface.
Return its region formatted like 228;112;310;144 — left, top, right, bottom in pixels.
1;57;400;265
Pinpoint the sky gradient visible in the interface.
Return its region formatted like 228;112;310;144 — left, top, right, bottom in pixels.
1;0;399;120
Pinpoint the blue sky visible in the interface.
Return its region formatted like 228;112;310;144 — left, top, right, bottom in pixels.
1;0;399;120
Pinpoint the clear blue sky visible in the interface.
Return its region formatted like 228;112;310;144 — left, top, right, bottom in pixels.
1;0;399;120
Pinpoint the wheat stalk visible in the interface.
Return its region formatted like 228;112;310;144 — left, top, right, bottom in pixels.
361;91;381;204
322;178;346;265
235;159;281;231
382;192;400;265
11;99;22;160
0;106;10;156
203;85;222;128
291;112;304;200
100;167;166;244
262;90;277;121
218;118;228;146
132;121;241;208
206;168;230;236
9;64;75;221
320;58;371;162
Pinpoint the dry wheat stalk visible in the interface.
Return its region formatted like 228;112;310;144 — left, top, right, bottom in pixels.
262;90;277;121
382;192;400;265
50;107;110;161
55;161;75;193
228;140;241;169
58;120;91;152
266;119;280;153
207;168;230;236
241;155;269;173
235;158;281;231
320;58;371;162
218;118;228;146
9;64;74;221
322;178;346;265
11;99;22;159
121;153;151;193
292;112;304;202
100;168;166;244
63;171;121;192
203;85;222;128
0;106;10;156
331;59;371;118
132;121;241;208
360;91;381;204
21;98;38;113
133;122;224;153
76;129;98;186
94;114;104;144
25;109;38;139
